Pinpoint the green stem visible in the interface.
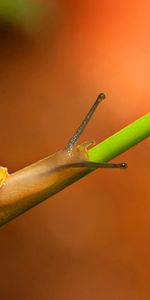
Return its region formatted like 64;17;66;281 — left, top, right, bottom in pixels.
0;113;149;227
88;113;150;164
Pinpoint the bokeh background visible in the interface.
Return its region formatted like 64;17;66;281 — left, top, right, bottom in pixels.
0;0;149;299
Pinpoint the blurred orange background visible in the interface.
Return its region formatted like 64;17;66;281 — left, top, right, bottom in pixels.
0;0;149;299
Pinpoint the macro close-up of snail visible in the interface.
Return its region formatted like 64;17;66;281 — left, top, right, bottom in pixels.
0;93;127;226
0;92;149;227
0;1;150;300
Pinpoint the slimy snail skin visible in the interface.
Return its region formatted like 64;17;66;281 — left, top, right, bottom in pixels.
0;93;127;226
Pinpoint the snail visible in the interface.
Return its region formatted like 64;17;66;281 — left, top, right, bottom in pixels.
0;93;127;226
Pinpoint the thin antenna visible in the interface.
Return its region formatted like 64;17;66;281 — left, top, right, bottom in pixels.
65;93;106;149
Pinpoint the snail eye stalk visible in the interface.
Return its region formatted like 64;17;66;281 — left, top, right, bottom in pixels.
65;93;106;150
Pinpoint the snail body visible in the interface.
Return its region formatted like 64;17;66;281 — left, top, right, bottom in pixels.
0;93;127;226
